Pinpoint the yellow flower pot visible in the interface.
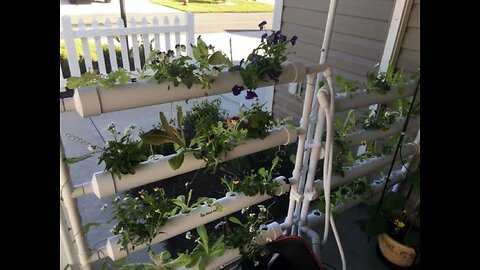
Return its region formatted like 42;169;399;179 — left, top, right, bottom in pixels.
378;233;419;267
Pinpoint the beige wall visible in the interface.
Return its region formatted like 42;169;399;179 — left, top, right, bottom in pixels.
273;0;420;121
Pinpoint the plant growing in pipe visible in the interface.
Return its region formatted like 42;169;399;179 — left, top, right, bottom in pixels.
236;155;281;197
119;250;191;270
64;123;150;179
170;189;222;215
216;204;272;264
366;62;405;94
108;188;174;253
141;107;189;170
336;74;360;95
229;21;297;99
185;225;226;270
66;68;132;90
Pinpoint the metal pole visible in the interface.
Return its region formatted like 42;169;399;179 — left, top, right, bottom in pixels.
119;0;127;28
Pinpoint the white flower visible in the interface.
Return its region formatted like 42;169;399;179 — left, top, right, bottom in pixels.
123;127;132;136
241;207;249;214
249;225;255;233
87;144;96;151
258;205;266;212
266;237;272;243
186;231;192;240
249;213;256;217
254;261;259;267
211;67;220;77
100;204;108;211
107;122;116;132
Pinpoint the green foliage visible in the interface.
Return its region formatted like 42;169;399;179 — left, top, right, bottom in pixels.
170;189;221;215
109;188;174;253
230;22;297;98
317;177;371;213
236;155;281;196
239;101;275;139
361;108;398;131
119;250;191;270
356;169;420;247
183;99;228;144
190;116;247;173
366;62;405;94
66;68;131;90
140;107;188;170
150;36;232;89
185;225;226;270
97;123;149;179
336;74;360;94
220;204;270;262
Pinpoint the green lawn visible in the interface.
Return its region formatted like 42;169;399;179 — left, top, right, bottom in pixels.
150;0;274;13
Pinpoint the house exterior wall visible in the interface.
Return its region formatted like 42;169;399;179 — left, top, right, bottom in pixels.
273;0;420;122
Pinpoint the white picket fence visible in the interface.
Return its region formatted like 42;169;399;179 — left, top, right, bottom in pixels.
60;13;195;92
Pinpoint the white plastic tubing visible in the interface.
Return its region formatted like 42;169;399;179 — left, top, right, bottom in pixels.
102;177;290;261
72;127;298;199
69;62;306;117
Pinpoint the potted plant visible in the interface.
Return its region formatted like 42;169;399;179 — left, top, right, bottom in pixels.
356;169;420;267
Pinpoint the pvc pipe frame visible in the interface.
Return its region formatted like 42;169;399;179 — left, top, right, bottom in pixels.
72;126;298;199
60;140;93;270
70;62;306;117
102;177;290;261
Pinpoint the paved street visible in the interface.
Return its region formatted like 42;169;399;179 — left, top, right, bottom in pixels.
60;0;274;33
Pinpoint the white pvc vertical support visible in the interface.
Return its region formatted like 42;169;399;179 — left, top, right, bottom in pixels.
272;0;284;31
60;204;78;269
62;15;81;77
60;139;93;270
379;0;414;71
164;16;171;52
185;12;195;57
285;73;315;234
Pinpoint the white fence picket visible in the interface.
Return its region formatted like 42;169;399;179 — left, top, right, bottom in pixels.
141;17;151;62
129;18;142;71
105;18;119;72
174;16;181;49
117;18;130;70
78;20;93;72
153;17;161;51
91;19;107;74
60;13;194;86
186;12;195;57
163;16;171;52
61;16;80;77
60;64;66;90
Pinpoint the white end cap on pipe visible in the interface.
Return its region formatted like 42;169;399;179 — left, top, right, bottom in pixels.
73;86;101;117
106;236;123;261
274;176;290;196
257;222;283;245
92;172;116;199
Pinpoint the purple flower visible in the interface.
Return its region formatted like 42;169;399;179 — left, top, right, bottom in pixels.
261;33;268;42
245;90;258;99
232;84;245;96
290;36;298;45
258;21;267;30
279;34;287;43
268;72;279;83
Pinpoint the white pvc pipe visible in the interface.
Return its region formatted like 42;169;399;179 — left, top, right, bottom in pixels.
340;118;420;149
75;127;297;198
313;143;418;192
104;178;290;261
300;226;322;261
60;204;78;268
335;81;417;113
72;62;306;117
285;73;316;233
60;140;93;270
